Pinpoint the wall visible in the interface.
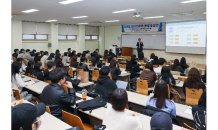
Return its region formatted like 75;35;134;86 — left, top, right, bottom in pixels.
104;23;206;64
11;20;22;55
58;41;78;53
85;41;99;53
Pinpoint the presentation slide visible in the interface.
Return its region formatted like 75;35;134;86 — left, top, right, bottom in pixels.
165;21;207;54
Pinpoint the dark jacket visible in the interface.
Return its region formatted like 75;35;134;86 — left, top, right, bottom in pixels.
202;74;206;83
77;63;89;71
151;60;159;66
89;57;96;63
30;51;36;56
181;64;189;71
192;105;206;130
55;59;63;68
43;70;50;80
40;83;76;120
141;105;180;126
110;67;121;81
32;69;44;81
12;53;18;58
174;66;184;73
68;51;71;57
126;61;140;79
66;75;81;90
140;70;156;88
34;56;41;63
136;42;143;52
95;75;118;102
26;67;34;75
182;80;206;96
92;61;102;68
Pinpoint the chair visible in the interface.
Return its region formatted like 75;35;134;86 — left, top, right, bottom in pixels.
136;79;148;95
119;64;126;68
105;59;108;63
33;76;37;79
61;84;68;93
26;73;31;77
183;123;196;130
153;65;158;68
38;61;42;64
22;58;25;65
44;62;48;70
145;58;148;60
76;68;83;75
46;106;51;114
69;67;74;77
44;80;51;84
204;83;206;85
143;67;145;71
167;84;170;99
62;110;93;130
164;62;168;65
109;74;112;79
126;56;131;61
92;70;99;82
186;87;203;105
103;58;107;62
178;77;186;82
12;57;16;62
121;60;127;63
118;56;122;58
139;60;144;63
125;104;129;109
186;73;189;77
141;63;146;67
170;60;174;63
12;89;21;100
87;61;92;64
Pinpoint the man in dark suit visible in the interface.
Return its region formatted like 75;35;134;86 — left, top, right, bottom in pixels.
136;38;143;58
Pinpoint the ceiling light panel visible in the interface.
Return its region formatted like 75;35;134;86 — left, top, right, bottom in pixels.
105;20;120;22
77;22;89;24
112;9;136;13
181;0;206;4
72;16;88;18
59;0;83;4
45;20;57;22
22;9;39;13
144;16;164;19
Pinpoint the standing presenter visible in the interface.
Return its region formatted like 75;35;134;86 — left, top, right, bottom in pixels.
136;38;143;58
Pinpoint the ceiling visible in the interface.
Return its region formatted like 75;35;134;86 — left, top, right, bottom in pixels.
11;0;206;26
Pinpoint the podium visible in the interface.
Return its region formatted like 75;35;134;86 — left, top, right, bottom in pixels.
122;47;132;56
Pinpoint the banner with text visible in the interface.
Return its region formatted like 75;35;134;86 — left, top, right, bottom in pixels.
122;22;162;32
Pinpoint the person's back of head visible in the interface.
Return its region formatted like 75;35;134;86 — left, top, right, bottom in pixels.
19;49;24;53
180;57;186;65
151;80;169;108
14;49;19;53
64;52;68;56
16;58;23;63
96;49;99;53
55;49;60;54
91;53;95;57
150;112;172;130
26;49;30;53
138;52;144;60
160;66;175;85
47;53;54;60
154;56;158;61
185;68;201;89
77;53;82;57
11;61;22;81
49;68;67;84
68;48;71;51
145;62;154;71
32;49;36;53
172;59;180;70
131;56;136;63
44;51;48;56
47;61;56;69
27;61;35;68
158;58;165;66
34;63;42;71
55;53;61;61
70;56;77;67
86;50;90;54
62;66;70;75
82;52;86;57
72;50;76;55
99;66;110;76
110;88;128;111
131;54;136;58
150;53;155;59
109;59;117;68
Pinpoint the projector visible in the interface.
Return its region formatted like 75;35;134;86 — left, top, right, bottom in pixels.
133;13;143;20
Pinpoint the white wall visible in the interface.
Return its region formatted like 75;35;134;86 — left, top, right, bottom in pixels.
59;41;78;53
11;20;22;55
85;41;99;53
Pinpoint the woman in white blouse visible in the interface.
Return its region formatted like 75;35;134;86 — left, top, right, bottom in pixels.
102;89;143;130
11;61;35;101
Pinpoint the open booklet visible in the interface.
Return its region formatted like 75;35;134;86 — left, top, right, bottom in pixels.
116;80;128;90
183;106;192;115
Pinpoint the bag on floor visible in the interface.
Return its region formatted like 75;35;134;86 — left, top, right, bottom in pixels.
93;125;106;130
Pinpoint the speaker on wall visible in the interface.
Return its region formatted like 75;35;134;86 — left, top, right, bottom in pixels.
48;43;51;47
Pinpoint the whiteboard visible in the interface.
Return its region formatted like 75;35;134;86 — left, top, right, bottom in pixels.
121;34;166;50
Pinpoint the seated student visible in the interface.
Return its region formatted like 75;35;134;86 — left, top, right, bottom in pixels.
34;52;42;63
139;62;156;93
46;53;55;62
92;55;102;68
108;55;114;63
23;49;34;65
109;49;117;57
126;56;140;86
85;50;91;59
40;51;49;68
16;58;26;75
40;68;76;120
202;66;206;83
149;53;155;62
151;56;159;66
172;59;184;73
180;57;189;71
154;58;165;76
192;89;206;130
55;53;65;68
11;61;35;100
138;52;148;63
93;49;100;57
77;57;89;71
77;53;82;62
12;102;46;130
103;89;143;130
62;66;81;90
150;112;173;130
32;63;44;81
12;49;19;59
95;66;118;102
82;51;86;57
17;49;25;58
71;50;76;58
183;68;206;96
30;49;36;56
68;48;72;57
104;50;109;59
55;49;60;56
89;53;96;63
40;51;44;57
26;60;35;75
109;59;121;82
44;61;56;80
63;52;70;63
145;80;176;117
70;56;78;68
185;60;202;75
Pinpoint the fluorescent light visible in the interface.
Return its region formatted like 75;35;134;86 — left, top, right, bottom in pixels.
45;20;57;22
112;9;136;13
72;16;88;18
77;22;88;24
105;20;120;22
203;12;206;14
22;9;39;13
59;0;83;4
152;35;157;36
144;16;164;19
181;0;206;4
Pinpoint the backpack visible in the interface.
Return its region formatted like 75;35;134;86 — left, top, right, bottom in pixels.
74;95;107;115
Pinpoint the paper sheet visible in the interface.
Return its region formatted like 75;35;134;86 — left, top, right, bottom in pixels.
25;81;35;86
183;106;192;115
116;80;128;90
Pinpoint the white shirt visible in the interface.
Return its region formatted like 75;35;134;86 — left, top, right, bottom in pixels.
102;104;143;130
11;74;34;93
154;67;162;76
41;55;49;68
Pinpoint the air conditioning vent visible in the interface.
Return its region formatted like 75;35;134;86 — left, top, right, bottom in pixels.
171;12;194;17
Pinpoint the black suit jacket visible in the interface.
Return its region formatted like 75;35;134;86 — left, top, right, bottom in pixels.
136;42;143;51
